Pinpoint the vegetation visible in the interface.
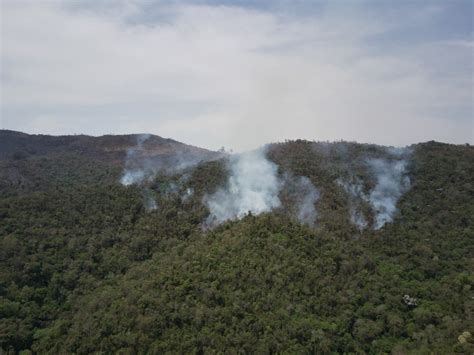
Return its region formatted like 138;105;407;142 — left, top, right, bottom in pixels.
0;134;473;354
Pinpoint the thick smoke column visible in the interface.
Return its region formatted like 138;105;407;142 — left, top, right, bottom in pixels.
366;157;410;229
204;148;281;226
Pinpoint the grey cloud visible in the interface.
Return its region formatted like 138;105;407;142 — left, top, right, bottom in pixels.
1;1;472;150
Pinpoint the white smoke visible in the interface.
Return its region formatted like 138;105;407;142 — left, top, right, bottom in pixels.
284;175;320;227
336;146;411;230
181;187;194;203
121;170;146;186
337;178;368;229
142;188;157;211
120;134;219;186
295;177;319;227
366;157;410;229
120;134;158;211
120;134;152;186
160;181;179;196
204;148;282;226
351;208;368;230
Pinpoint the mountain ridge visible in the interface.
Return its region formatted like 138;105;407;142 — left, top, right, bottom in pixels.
0;129;217;162
0;130;221;195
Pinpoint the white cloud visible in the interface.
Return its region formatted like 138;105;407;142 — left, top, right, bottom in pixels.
1;1;472;150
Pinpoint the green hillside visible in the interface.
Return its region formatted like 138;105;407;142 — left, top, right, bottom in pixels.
0;133;473;354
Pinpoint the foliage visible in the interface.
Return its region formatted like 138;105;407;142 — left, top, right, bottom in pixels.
0;137;473;354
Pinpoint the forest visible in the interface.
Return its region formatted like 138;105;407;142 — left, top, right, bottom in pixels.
0;131;473;354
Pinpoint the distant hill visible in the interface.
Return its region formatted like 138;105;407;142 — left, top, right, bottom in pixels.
0;130;217;162
0;132;473;353
0;130;220;195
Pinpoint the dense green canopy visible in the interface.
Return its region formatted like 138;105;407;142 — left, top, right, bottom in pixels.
1;138;473;354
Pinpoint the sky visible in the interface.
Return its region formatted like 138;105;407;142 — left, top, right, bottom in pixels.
1;0;473;151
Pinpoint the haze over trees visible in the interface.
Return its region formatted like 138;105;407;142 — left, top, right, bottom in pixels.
0;130;473;353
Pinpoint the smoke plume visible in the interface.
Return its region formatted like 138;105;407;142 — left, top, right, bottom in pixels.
142;188;157;211
295;177;319;227
283;174;320;227
337;177;368;229
336;146;411;230
120;134;218;187
181;187;194;203
120;134;152;186
366;157;410;229
204;148;282;226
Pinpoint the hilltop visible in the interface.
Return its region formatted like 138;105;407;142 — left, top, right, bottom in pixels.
0;130;219;195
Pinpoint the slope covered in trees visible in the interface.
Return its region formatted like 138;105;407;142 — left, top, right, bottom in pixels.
0;132;473;353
